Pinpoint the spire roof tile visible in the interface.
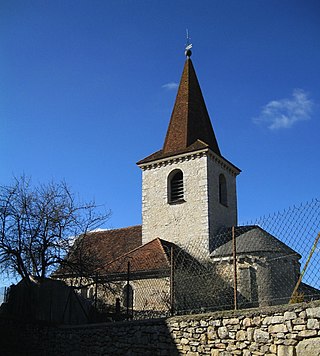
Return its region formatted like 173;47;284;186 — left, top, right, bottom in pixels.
138;57;221;165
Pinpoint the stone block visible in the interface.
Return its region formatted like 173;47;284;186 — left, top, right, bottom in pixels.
306;307;320;319
268;324;288;333
223;318;239;325
285;321;293;333
207;326;217;340
307;318;319;330
210;320;221;327
189;341;200;347
271;316;284;324
292;318;305;325
276;333;285;339
180;321;189;328
181;338;190;345
195;328;204;333
228;331;236;339
243;318;252;327
252;316;261;326
298;330;317;338
237;341;247;349
284;312;297;320
260;345;270;353
263;317;272;325
236;330;247;341
296;337;320;356
247;327;254;341
253;329;270;343
211;350;220;356
277;345;295;356
283;339;297;346
226;344;237;351
298;311;306;318
200;333;208;344
215;343;226;349
218;326;229;339
269;344;277;353
200;320;208;327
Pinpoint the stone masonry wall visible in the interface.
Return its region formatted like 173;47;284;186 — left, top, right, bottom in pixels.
2;300;320;355
207;153;238;238
141;152;210;259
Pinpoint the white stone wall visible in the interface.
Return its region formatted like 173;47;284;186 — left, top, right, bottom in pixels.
207;153;238;238
141;153;210;259
141;150;239;259
7;300;320;355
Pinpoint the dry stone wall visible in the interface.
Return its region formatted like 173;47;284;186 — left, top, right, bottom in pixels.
1;300;320;355
168;302;320;355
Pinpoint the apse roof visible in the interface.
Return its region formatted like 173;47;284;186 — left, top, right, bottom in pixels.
210;225;300;259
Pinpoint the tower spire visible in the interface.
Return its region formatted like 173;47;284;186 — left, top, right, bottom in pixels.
162;56;221;156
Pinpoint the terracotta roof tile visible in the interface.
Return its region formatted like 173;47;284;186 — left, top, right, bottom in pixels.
137;140;209;165
83;225;142;261
55;225;142;276
102;238;172;275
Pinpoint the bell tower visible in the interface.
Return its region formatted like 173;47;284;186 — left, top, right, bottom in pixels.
137;48;240;260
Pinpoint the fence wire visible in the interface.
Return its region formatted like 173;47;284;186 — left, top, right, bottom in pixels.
77;199;320;321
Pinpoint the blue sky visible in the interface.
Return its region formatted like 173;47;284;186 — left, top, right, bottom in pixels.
1;0;319;241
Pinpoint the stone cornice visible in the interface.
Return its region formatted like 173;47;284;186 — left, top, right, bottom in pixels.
139;148;241;177
208;151;241;177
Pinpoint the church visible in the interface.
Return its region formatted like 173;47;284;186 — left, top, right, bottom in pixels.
55;47;313;318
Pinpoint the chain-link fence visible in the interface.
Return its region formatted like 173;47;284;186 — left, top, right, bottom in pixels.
0;286;8;305
75;199;320;321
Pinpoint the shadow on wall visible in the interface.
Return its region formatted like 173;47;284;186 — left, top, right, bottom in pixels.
0;317;181;356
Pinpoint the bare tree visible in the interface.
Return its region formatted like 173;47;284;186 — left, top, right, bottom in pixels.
0;176;110;284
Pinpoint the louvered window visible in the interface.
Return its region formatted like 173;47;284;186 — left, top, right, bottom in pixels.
219;174;228;206
168;170;184;204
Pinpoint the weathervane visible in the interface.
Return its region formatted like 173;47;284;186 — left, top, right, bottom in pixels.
185;29;192;58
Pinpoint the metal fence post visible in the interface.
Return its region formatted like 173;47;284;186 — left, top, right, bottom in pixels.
290;232;320;303
232;226;238;310
94;272;98;310
126;261;130;320
170;245;175;316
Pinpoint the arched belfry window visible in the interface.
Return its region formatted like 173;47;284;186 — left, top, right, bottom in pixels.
168;169;184;204
219;174;228;206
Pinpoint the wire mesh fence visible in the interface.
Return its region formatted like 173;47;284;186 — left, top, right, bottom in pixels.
68;199;320;321
0;286;8;305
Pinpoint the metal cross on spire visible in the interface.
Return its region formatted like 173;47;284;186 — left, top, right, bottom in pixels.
185;29;192;58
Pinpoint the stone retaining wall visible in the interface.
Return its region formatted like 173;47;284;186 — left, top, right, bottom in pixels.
168;302;320;355
1;300;320;355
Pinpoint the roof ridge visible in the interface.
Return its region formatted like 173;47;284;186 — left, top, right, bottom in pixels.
88;225;142;234
158;238;173;266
